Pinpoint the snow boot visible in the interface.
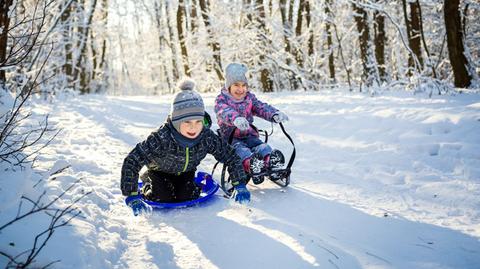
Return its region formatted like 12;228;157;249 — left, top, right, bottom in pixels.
269;149;285;169
249;153;265;185
269;150;285;181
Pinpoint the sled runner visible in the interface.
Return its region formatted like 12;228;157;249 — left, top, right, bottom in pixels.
213;122;296;196
130;172;219;209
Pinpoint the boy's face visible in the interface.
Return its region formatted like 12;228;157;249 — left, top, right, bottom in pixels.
229;82;248;101
179;119;203;139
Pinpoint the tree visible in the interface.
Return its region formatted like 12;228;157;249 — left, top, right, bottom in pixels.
254;0;273;92
325;0;336;82
177;0;191;76
352;1;377;87
90;0;109;92
402;0;423;74
294;0;306;69
165;0;180;80
198;0;223;80
305;0;314;57
279;0;292;63
190;0;198;33
153;0;173;91
373;3;386;81
0;0;14;85
76;0;99;94
60;2;74;88
444;0;472;88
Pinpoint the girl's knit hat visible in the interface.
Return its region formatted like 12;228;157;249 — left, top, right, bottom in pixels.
170;79;205;131
225;62;248;89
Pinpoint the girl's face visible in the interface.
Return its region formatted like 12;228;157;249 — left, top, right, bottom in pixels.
229;82;248;101
179;119;203;139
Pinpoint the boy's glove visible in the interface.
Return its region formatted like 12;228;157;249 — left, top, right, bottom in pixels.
125;193;152;216
232;184;250;204
233;117;250;131
272;111;289;123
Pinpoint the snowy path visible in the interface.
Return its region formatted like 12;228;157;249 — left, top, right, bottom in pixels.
18;91;480;268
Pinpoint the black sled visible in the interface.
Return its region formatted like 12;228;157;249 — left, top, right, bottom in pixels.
212;122;296;197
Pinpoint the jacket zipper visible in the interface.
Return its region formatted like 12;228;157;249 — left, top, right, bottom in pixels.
179;147;189;174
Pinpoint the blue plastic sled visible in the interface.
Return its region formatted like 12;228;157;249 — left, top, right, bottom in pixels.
128;171;219;209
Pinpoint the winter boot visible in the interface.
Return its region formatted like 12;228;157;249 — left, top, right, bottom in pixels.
140;171;152;199
269;150;285;181
269;149;285;169
249;153;265;185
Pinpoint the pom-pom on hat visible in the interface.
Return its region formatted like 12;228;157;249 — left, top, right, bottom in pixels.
224;62;248;90
170;79;205;132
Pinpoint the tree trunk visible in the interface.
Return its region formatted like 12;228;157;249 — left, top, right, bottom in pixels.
416;0;437;78
279;0;292;59
244;0;253;24
255;0;273;92
279;0;301;89
90;0;108;92
198;0;223;81
76;0;98;94
402;0;423;74
305;0;313;56
165;0;180;80
325;0;335;81
294;0;305;68
0;0;14;84
444;0;472;88
177;0;191;76
190;0;198;33
374;9;386;81
288;0;294;28
154;1;173;91
409;1;423;68
61;3;73;86
352;2;375;86
90;30;97;81
98;0;108;75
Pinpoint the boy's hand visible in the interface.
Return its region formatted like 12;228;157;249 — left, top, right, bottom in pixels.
125;193;152;216
233;117;250;131
232;184;251;204
273;112;289;123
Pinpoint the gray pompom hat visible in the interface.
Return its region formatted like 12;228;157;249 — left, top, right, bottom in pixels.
170;79;205;132
224;62;248;90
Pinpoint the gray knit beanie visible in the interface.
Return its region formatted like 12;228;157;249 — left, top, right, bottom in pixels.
170;79;205;132
224;62;248;90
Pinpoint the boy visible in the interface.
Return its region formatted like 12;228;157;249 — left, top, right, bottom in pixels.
121;79;250;215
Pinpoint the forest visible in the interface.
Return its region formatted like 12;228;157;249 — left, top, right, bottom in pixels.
1;0;479;97
1;1;480;268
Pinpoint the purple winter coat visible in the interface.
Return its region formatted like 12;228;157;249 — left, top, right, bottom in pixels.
214;88;278;139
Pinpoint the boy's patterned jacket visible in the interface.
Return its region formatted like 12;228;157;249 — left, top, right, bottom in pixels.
214;88;278;139
120;115;247;196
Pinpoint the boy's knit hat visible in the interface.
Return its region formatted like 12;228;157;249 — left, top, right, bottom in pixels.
170;79;205;132
225;62;248;89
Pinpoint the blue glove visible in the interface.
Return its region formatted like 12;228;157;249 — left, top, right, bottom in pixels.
125;194;152;216
232;184;251;204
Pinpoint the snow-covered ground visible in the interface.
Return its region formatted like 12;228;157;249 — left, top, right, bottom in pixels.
1;90;480;268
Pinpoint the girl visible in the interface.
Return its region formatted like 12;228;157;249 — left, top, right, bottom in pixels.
214;63;289;184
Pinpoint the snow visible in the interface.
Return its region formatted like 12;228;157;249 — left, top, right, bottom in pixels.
1;89;480;268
